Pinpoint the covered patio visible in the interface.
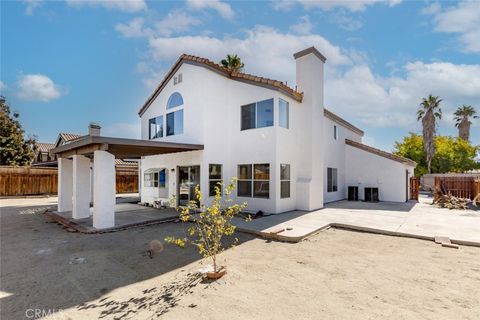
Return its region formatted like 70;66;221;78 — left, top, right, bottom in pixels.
51;124;203;230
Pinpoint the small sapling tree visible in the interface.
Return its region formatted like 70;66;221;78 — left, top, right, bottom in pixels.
165;178;248;275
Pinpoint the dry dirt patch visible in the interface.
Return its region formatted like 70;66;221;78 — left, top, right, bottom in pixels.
57;229;480;320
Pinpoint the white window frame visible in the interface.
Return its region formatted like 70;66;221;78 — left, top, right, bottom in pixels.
253;164;270;198
279;98;289;129
237;163;270;198
280;164;290;198
148;115;163;140
209;164;223;196
327;167;338;192
237;164;252;197
144;171;159;188
144;168;167;188
240;98;274;131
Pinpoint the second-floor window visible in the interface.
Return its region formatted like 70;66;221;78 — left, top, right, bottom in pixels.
166;109;184;136
334;125;337;140
167;92;183;109
149;115;163;139
241;98;274;130
279;98;289;128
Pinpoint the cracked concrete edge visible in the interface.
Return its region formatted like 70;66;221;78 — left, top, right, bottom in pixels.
236;223;480;248
43;210;178;234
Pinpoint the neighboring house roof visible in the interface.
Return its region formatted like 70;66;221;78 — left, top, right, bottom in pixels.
138;54;304;116
36;143;55;153
115;159;138;167
345;139;417;167
324;108;364;136
55;133;84;147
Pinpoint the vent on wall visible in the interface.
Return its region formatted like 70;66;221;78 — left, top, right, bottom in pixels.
173;73;183;85
364;187;379;202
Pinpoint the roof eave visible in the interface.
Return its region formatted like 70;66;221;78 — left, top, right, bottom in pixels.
345;139;416;167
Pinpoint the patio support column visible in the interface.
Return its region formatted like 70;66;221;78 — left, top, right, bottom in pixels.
72;155;91;219
93;150;115;229
57;158;73;212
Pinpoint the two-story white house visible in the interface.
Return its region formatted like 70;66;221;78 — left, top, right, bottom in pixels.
138;47;416;214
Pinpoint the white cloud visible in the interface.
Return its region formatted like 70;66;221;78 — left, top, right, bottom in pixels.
290;15;314;35
0;80;6;91
116;11;202;39
66;0;146;13
272;0;296;11
147;25;351;84
17;74;64;102
424;1;480;53
325;61;480;129
330;9;363;31
155;10;202;37
186;0;234;19
23;0;42;15
419;2;441;15
115;17;152;38
274;0;402;12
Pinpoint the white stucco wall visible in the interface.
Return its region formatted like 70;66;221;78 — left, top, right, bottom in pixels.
140;63;281;213
345;145;415;202
138;50;413;214
322;117;363;203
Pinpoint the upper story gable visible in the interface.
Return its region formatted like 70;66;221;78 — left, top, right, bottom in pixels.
138;48;367;149
138;54;303;118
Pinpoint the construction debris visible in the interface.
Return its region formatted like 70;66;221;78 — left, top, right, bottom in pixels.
432;192;470;210
434;236;459;249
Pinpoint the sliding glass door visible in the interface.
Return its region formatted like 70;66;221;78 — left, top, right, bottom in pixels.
177;166;200;206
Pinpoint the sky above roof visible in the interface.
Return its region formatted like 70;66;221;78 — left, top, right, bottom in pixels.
1;0;479;151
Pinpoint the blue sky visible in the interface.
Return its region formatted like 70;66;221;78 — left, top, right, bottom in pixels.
1;0;479;151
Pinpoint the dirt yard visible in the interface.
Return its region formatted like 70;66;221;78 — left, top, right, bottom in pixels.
1;198;479;320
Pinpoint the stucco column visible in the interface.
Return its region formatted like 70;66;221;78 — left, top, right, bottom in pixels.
57;158;73;212
93;150;115;229
72;155;91;219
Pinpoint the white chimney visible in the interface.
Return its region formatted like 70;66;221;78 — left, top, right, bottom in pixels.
294;46;326;109
88;122;101;136
293;47;326;211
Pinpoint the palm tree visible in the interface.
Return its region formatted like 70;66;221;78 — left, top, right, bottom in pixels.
417;95;442;173
454;105;478;141
220;54;244;72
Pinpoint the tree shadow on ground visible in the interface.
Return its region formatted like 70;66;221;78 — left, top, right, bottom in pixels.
78;271;203;319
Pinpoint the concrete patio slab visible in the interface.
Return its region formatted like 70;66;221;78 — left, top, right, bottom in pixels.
234;195;480;246
46;203;179;233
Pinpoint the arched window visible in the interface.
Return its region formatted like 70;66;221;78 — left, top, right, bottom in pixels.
167;92;183;109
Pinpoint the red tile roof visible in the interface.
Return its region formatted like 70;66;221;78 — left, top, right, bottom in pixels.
59;133;83;143
138;54;304;116
36;143;55;153
115;159;138;167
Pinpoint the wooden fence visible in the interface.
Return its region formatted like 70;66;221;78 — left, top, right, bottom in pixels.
434;176;480;200
0;166;138;196
116;171;139;194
